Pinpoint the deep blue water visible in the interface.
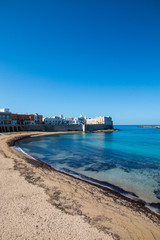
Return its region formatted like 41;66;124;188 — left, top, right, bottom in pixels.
19;126;160;211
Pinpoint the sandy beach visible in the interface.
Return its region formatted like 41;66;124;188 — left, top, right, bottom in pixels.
0;132;160;240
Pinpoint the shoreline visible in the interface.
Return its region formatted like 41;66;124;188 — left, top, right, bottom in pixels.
1;131;160;239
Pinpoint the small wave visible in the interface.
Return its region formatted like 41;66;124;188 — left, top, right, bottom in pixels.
12;146;36;160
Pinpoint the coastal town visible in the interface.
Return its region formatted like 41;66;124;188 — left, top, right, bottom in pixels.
0;109;160;240
1;1;160;240
0;108;113;132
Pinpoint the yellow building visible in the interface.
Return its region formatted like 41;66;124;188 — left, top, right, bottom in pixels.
95;116;113;126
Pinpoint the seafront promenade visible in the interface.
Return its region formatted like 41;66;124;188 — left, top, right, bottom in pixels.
0;132;160;240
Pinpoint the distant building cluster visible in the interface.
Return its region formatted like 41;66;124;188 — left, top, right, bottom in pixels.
44;114;86;125
0;108;42;125
0;108;113;127
44;114;113;126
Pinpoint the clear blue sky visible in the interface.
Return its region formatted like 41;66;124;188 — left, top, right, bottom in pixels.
0;0;160;124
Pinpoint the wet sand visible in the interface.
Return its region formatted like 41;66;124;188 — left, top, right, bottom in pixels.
0;132;160;240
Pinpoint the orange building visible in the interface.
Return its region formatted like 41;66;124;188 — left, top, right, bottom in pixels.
11;113;43;125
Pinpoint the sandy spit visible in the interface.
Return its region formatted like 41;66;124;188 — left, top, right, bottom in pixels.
0;132;160;240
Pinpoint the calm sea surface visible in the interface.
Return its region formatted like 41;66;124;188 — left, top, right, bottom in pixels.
19;126;160;210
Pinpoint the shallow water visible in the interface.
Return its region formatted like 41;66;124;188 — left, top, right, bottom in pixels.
19;126;160;209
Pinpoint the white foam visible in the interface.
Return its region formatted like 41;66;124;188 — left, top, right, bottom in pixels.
145;203;160;215
12;146;36;160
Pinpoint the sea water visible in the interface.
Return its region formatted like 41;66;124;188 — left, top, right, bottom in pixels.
19;126;160;211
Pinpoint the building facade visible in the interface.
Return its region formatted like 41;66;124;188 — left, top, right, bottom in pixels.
0;108;12;124
95;116;113;126
44;116;62;125
63;117;75;124
11;113;43;125
85;116;113;127
44;115;86;125
85;118;96;125
34;113;43;124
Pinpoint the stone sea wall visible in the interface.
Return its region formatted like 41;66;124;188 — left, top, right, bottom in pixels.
85;124;113;132
0;124;113;132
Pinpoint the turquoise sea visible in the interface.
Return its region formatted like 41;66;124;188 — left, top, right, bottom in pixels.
18;126;160;213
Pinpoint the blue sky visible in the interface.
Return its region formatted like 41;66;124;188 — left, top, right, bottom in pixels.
0;0;160;124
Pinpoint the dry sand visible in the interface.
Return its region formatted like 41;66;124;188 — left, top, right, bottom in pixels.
0;132;160;240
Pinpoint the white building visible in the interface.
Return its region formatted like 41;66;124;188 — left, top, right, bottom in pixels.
44;114;86;125
44;116;62;125
64;117;75;124
86;118;96;125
